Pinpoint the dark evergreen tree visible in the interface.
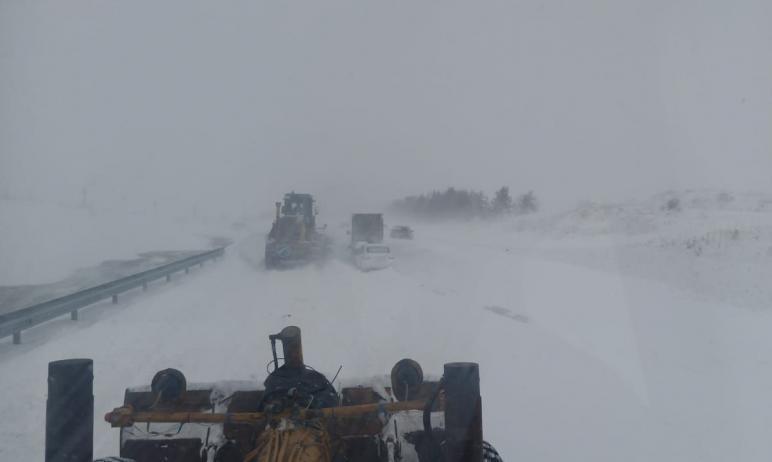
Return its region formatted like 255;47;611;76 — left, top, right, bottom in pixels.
516;190;538;214
391;187;491;220
492;186;513;214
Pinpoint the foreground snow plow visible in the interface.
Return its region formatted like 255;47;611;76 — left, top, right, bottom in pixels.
45;326;502;462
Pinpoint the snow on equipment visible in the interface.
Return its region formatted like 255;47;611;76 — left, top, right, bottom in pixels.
46;326;502;462
265;193;330;269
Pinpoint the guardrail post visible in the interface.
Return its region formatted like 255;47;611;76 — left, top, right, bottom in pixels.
13;331;21;344
71;310;78;321
111;294;118;304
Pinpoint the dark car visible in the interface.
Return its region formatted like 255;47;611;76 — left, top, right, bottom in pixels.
390;225;414;239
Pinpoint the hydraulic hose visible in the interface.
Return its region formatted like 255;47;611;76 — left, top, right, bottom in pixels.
422;378;444;446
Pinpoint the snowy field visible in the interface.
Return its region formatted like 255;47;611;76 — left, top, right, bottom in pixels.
0;199;230;286
3;190;772;461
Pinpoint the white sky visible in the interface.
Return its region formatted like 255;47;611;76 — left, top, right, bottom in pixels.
1;1;770;218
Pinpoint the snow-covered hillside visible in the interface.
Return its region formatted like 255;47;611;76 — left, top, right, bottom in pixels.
504;189;772;309
2;190;772;461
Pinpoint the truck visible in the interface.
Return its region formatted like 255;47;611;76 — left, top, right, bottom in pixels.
264;192;329;269
350;213;393;271
350;213;384;245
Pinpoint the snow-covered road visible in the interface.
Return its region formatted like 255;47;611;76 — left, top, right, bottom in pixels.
2;225;772;461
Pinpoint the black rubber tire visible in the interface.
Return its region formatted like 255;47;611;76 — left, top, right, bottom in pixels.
483;440;503;461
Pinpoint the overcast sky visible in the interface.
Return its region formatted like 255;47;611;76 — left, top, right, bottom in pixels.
1;1;770;218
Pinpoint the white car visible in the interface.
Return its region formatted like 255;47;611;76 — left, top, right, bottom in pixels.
352;242;394;271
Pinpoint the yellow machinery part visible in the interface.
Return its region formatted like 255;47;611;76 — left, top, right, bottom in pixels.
244;426;332;462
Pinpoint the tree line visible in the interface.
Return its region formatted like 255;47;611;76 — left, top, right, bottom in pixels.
391;186;538;220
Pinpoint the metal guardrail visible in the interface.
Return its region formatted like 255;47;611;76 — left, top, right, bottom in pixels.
0;247;226;344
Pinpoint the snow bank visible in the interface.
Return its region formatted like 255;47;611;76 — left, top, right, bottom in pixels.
496;189;772;309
